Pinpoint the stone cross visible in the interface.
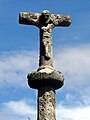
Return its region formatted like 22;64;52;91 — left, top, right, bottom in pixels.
19;10;71;120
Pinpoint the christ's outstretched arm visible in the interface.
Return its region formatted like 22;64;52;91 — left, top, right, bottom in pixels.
52;14;71;27
19;12;40;26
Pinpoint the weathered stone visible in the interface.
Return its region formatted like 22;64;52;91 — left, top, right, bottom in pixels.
19;10;71;120
38;86;56;120
19;10;71;68
27;68;64;90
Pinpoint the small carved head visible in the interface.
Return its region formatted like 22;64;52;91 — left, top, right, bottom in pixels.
41;10;51;24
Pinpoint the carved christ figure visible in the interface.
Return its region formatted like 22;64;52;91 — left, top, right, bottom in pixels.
19;10;71;68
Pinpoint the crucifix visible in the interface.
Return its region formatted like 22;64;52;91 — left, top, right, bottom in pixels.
19;10;71;120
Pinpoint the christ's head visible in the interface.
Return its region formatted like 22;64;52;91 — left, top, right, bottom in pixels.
41;10;51;25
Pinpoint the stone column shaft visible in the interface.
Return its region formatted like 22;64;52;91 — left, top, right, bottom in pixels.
37;86;56;120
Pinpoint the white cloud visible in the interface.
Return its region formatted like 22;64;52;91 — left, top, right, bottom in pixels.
56;104;90;120
1;99;90;120
4;101;35;116
0;51;38;87
54;44;90;89
1;99;36;120
54;44;90;108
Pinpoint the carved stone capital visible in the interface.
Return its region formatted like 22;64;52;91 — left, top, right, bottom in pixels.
27;68;64;90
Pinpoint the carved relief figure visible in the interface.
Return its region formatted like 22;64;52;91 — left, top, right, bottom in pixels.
19;10;71;67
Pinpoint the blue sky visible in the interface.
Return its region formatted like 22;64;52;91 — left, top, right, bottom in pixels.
0;0;90;120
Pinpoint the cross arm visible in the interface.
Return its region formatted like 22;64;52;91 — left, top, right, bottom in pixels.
19;12;40;26
51;14;71;27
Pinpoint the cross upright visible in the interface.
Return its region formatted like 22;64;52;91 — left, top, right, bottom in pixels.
19;10;71;120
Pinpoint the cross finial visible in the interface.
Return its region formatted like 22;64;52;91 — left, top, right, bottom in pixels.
19;10;71;69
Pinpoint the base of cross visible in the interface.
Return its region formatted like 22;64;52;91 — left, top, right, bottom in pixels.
27;66;64;90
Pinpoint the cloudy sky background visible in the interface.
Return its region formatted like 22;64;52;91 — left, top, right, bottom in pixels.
0;0;90;120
